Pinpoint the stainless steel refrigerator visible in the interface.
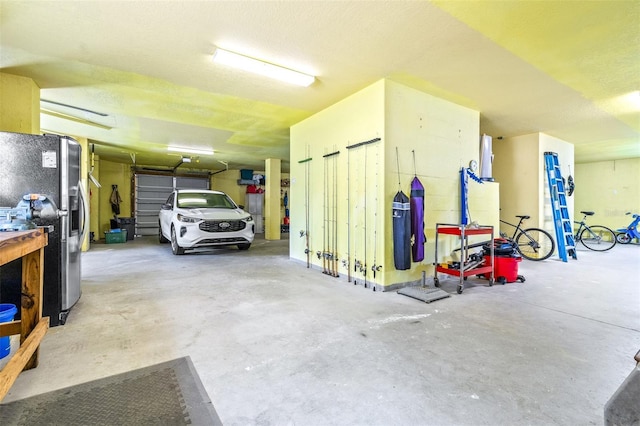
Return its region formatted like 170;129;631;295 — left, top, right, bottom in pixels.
0;131;87;326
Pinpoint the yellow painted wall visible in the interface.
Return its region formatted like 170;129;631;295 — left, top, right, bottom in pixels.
0;74;95;251
291;79;498;289
264;159;281;240
0;72;40;134
98;160;132;237
212;169;289;219
493;132;573;240
88;154;101;242
291;79;385;283
74;136;90;251
575;158;640;230
385;80;498;285
211;169;245;206
493;134;540;234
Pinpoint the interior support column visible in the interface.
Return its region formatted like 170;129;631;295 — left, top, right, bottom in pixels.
264;158;281;240
0;72;40;134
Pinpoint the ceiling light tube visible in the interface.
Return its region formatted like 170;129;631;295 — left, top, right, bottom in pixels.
41;99;108;116
41;108;113;130
167;146;214;155
212;48;315;87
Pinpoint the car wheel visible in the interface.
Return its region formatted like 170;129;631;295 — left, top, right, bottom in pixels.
159;223;169;243
171;226;185;255
237;243;251;250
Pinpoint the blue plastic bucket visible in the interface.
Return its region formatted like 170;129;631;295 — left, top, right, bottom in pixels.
0;303;18;359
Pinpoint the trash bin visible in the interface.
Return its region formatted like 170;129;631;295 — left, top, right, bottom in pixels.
0;303;17;359
482;238;525;284
117;217;136;241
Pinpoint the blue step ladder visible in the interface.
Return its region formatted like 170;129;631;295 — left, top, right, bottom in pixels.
544;152;577;262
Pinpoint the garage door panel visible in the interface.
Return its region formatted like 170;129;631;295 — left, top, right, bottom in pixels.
175;177;209;190
134;174;209;236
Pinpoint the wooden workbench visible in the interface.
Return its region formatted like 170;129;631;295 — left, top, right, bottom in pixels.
0;229;50;401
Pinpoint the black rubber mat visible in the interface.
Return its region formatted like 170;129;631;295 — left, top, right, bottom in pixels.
397;286;451;303
0;357;222;425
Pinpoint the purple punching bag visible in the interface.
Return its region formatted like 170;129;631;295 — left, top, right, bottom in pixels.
410;177;425;262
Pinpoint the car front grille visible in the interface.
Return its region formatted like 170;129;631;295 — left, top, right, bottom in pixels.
197;237;247;245
199;220;246;233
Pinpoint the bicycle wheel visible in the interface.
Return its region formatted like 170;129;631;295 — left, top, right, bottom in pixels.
515;228;555;261
580;226;616;251
616;233;631;244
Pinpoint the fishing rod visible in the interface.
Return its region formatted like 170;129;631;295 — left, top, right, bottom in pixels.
333;146;339;277
344;145;351;282
317;149;327;274
362;142;368;287
345;137;382;287
371;144;382;290
352;145;360;285
321;149;340;276
325;149;329;274
298;150;312;268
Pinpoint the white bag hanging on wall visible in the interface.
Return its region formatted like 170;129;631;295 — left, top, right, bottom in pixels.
479;133;494;181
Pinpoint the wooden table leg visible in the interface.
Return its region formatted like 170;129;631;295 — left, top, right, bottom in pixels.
21;246;44;370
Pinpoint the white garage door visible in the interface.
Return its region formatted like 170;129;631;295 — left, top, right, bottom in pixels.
134;174;209;236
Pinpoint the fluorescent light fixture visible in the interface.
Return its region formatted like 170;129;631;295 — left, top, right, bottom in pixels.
41;99;108;116
41;108;113;130
212;48;315;87
167;146;214;156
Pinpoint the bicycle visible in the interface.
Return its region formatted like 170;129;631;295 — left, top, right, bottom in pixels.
499;215;555;261
574;211;616;251
615;212;640;244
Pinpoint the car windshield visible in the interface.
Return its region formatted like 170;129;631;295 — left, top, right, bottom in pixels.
177;192;236;209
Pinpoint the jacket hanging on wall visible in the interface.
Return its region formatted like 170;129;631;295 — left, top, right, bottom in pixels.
393;190;411;270
110;185;122;215
410;177;426;262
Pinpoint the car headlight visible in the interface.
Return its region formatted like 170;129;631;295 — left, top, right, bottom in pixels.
243;215;253;222
177;214;200;223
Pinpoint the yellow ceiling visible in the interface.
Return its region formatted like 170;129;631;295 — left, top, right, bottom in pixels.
435;0;639;120
1;1;638;170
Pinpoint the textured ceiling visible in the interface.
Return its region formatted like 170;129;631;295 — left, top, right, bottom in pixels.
1;0;638;172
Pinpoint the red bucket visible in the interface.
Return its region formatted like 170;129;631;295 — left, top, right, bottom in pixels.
484;255;522;283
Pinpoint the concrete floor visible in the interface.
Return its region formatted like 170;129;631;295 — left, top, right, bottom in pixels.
2;234;639;425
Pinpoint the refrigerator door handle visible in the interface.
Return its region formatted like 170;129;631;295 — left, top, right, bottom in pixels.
78;180;90;245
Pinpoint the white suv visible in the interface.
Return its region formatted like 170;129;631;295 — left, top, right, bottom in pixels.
159;189;254;255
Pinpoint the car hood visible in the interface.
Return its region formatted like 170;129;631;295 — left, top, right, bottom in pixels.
177;208;250;220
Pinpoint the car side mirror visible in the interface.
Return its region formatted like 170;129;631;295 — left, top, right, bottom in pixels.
161;203;172;210
238;205;245;210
